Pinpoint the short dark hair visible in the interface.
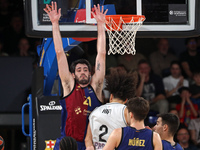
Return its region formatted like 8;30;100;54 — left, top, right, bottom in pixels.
157;38;168;45
170;60;181;69
177;127;190;136
59;136;78;150
137;59;150;67
70;59;91;73
193;69;200;76
126;97;149;121
178;86;191;94
157;113;180;136
185;37;197;45
105;68;137;101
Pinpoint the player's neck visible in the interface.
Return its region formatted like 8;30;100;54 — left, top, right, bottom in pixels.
130;120;145;130
79;83;90;88
110;98;125;104
163;135;175;146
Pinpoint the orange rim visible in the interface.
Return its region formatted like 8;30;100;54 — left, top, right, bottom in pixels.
72;37;97;42
105;15;145;24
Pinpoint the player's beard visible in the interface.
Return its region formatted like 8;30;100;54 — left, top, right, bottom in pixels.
75;75;90;85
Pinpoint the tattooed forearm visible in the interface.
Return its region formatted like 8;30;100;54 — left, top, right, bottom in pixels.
97;62;100;71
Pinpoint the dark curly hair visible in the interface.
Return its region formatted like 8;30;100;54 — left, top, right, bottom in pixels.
105;67;138;101
59;136;77;150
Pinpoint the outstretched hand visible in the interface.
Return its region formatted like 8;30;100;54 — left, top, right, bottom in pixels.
43;1;61;24
92;4;108;24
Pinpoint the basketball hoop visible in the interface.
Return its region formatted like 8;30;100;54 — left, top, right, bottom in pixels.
105;15;145;55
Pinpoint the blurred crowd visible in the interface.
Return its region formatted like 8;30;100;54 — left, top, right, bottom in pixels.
0;0;40;68
0;0;200;149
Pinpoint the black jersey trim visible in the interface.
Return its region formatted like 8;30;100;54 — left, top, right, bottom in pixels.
61;81;76;99
116;128;123;150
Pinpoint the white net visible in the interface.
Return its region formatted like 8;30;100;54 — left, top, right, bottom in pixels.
105;16;145;55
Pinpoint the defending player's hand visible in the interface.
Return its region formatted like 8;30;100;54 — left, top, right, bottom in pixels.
92;4;108;24
43;1;61;24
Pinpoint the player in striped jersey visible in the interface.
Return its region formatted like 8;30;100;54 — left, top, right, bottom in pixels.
102;97;162;150
154;113;183;150
44;3;107;150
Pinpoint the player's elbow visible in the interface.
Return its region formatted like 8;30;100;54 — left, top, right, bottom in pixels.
97;50;106;56
84;136;92;147
55;47;64;54
84;135;89;144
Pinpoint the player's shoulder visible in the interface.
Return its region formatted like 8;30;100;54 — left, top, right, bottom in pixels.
153;131;162;143
112;128;122;136
162;140;183;150
90;103;109;115
153;131;160;138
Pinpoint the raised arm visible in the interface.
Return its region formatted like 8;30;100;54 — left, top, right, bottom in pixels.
181;62;193;78
165;77;183;97
90;5;108;102
136;72;145;96
44;2;74;96
186;97;198;117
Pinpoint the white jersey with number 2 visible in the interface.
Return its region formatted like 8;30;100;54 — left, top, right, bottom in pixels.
89;102;127;150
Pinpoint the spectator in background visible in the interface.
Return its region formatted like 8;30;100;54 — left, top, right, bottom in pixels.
169;108;179;117
15;37;38;68
0;0;12;33
0;40;8;56
176;127;198;150
163;61;189;108
180;37;200;79
190;70;200;99
188;118;200;148
176;87;198;126
136;59;168;114
117;53;146;72
3;12;26;55
149;38;177;77
16;37;31;56
168;38;186;57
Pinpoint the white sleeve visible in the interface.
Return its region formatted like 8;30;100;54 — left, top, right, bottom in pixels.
163;78;168;91
183;79;189;87
122;105;128;126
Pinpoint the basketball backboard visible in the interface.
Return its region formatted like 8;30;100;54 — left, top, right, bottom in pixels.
24;0;200;38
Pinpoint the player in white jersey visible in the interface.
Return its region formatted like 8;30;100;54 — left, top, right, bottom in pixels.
85;67;138;150
89;103;127;149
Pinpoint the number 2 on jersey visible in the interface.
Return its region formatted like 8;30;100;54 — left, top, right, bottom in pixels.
99;125;108;142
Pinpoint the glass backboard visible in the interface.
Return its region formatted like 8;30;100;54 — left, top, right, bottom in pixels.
24;0;200;38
